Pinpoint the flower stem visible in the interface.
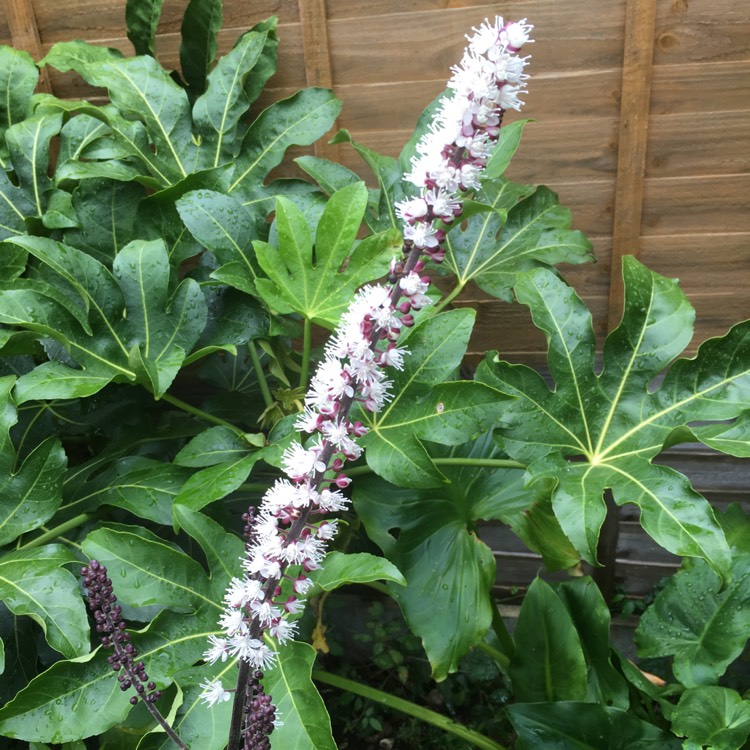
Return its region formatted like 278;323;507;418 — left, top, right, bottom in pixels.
160;392;241;433
312;669;509;750
248;340;274;409
17;513;94;550
299;317;312;391
227;658;251;750
345;456;526;478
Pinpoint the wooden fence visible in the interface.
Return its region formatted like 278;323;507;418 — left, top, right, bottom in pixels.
2;0;749;599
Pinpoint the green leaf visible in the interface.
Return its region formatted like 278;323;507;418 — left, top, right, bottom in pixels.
509;578;588;702
0;46;39;164
507;702;681;749
634;551;750;687
295;155;362;196
254;184;399;326
177;189;261;295
555;578;630;708
192;29;268;166
0;604;217;742
477;258;738;576
444;182;593;301
672;686;750;750
484;119;532;178
330;128;406;232
692;410;750;456
173;425;255;467
0;544;89;659
179;0;222;96
307;551;406;593
353;435;531;679
265;641;336;750
360;309;512;487
0;376;67;545
227;88;342;199
81;526;216;613
14;361;115;403
125;0;164;56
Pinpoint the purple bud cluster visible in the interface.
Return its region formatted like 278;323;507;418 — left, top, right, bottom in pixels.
81;560;161;706
241;670;277;750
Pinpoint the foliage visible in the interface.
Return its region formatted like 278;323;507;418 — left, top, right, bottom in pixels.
0;1;748;749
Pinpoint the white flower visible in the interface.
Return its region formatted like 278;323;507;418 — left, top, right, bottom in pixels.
200;678;232;706
203;635;230;665
395;197;429;223
281;442;326;480
501;19;533;49
270;617;298;644
228;634;276;669
218;607;246;636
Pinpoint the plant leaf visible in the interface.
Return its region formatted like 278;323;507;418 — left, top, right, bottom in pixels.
254;184;399;326
125;0;164;57
507;702;681;749
179;0;222;96
477;257;738;576
444;182;593;301
353;435;533;679
509;578;588;702
672;686;750;750
0;46;38;167
0;544;89;659
307;551;405;593
359;309;512;487
265;641;336;750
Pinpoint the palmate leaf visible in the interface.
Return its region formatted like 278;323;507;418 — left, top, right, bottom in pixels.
2;236;207;399
0;544;89;659
358;309;511;487
0;603;218;742
254;184;401;326
444;181;593;301
0;376;67;546
477;257;745;576
353;435;536;679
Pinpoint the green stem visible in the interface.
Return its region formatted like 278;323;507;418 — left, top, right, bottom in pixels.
346;457;526;478
160;392;241;433
248;341;274;409
432;280;466;315
299;317;312;391
475;640;510;673
18;513;94;550
313;670;508;750
490;603;515;664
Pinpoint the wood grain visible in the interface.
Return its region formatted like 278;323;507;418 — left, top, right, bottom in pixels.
5;0;52;91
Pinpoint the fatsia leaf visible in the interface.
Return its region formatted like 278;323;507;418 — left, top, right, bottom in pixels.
671;686;750;750
0;604;218;742
477;257;740;576
691;410;750;457
444;181;593;301
173;425;256;467
125;0;164;57
2;236;207;398
179;0;222;96
265;641;336;750
81;526;215;614
0;544;89;659
226;88;342;200
254;184;400;326
295;155;362;197
0;376;66;546
306;551;406;594
192;29;268;166
177;189;261;295
358;309;512;487
353;435;533;679
0;46;38;167
507;702;681;750
509;578;588;702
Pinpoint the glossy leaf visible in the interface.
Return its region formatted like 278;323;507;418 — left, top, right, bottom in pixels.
81;526;215;613
353;436;534;679
307;551;406;594
0;544;89;659
444;182;593;302
692;410;750;457
507;702;681;749
125;0;164;57
509;578;588;702
226;88;342;200
254;184;399;326
672;686;750;750
0;46;38;167
484;119;532;178
359;309;512;487
265;640;336;750
179;0;222;95
0;604;217;742
477;258;739;575
634;549;750;686
174;425;254;467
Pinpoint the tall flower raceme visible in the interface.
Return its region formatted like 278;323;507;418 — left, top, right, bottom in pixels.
202;16;533;749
